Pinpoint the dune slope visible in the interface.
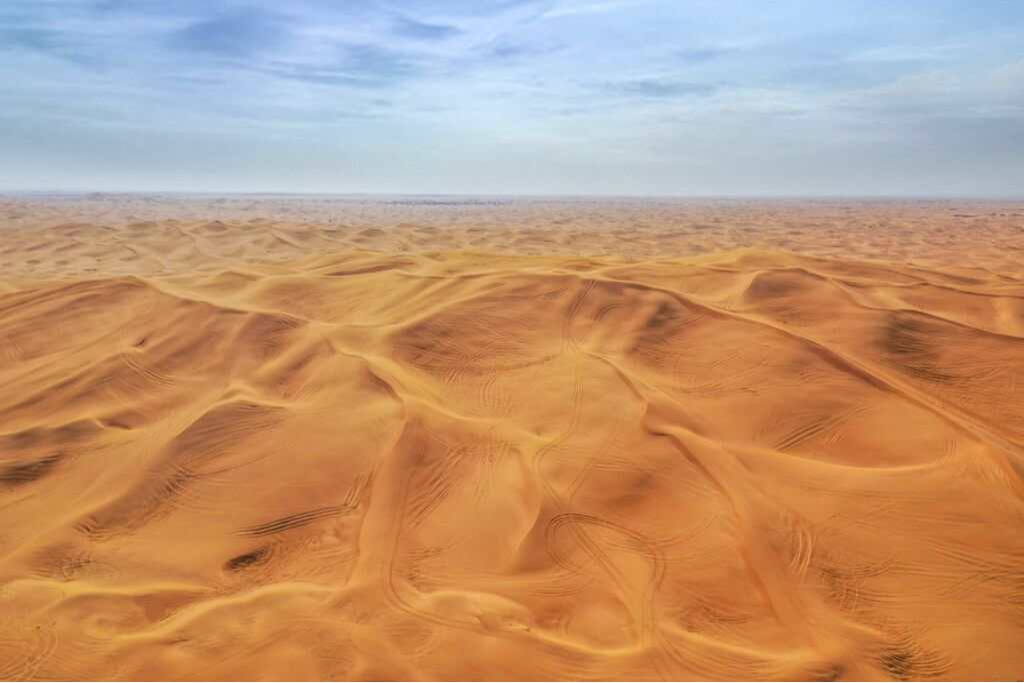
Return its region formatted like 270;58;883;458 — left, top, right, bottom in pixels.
1;199;1023;680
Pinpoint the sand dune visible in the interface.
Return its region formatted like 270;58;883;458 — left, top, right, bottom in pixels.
1;196;1023;680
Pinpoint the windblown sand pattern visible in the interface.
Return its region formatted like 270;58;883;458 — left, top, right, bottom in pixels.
1;195;1023;680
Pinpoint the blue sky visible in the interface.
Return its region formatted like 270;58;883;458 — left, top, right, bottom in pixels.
2;0;1023;195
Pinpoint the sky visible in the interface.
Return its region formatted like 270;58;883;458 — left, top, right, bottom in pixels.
1;0;1023;196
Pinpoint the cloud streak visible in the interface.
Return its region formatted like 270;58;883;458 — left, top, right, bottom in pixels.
393;16;461;41
167;9;290;59
606;79;717;99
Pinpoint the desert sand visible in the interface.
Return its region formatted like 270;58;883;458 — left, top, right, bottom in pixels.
1;194;1023;681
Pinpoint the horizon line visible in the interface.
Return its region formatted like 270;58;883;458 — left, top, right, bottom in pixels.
4;189;1024;202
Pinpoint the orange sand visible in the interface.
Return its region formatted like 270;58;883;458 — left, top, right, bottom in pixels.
1;195;1023;680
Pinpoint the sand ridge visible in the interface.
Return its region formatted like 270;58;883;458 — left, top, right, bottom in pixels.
1;197;1023;680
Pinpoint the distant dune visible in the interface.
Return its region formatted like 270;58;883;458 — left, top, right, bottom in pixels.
1;196;1023;680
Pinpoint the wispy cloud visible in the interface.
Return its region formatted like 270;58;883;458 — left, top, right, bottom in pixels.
677;47;734;63
393;16;461;41
256;45;422;88
541;0;646;19
606;78;717;99
846;44;963;64
167;9;290;59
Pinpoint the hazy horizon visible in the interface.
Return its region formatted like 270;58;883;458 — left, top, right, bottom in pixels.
4;0;1024;195
5;190;1024;201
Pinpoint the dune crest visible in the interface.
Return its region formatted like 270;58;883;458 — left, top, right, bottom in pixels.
1;197;1023;680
